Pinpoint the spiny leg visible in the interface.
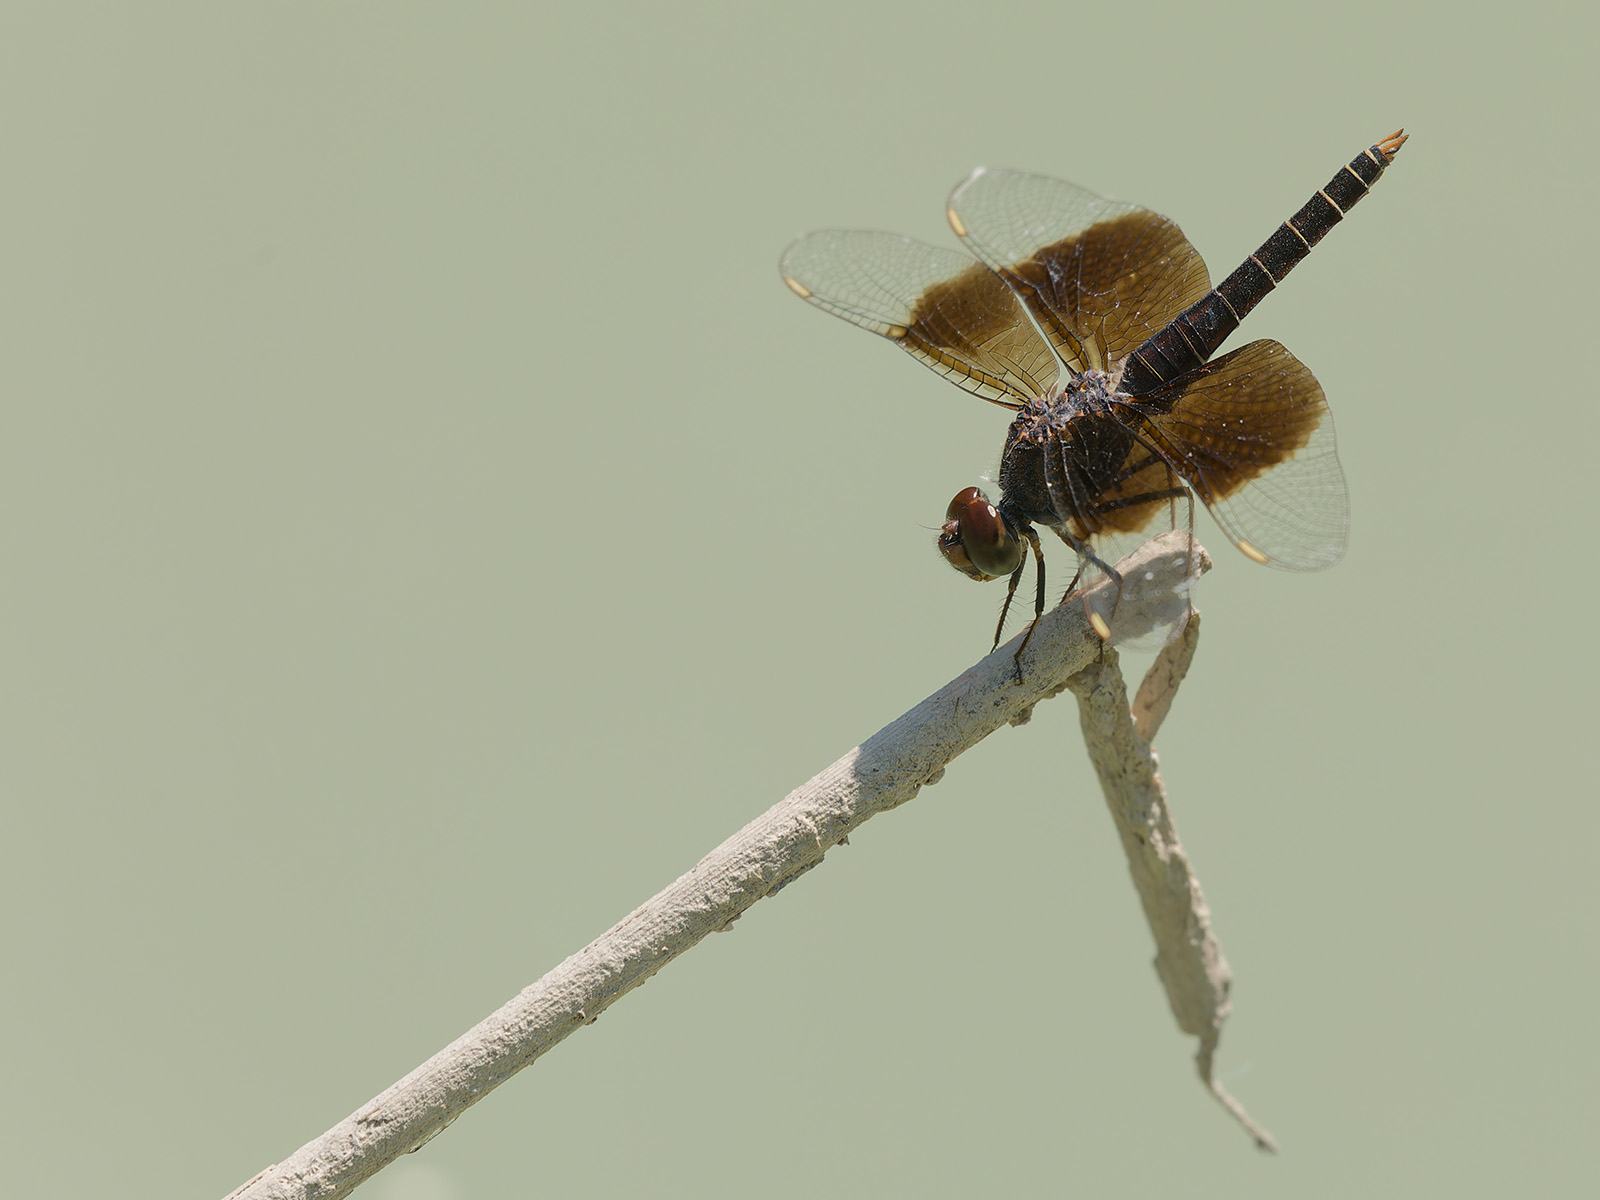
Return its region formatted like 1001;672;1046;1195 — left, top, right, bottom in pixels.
1037;426;1125;638
1089;485;1190;519
992;558;1026;651
1071;476;1192;639
1059;559;1087;601
1103;449;1166;490
1003;528;1047;677
1093;430;1202;637
1060;531;1127;641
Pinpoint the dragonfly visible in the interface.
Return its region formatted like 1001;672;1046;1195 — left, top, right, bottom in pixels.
781;131;1407;654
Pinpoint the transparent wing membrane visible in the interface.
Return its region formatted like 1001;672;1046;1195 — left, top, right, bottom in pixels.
947;168;1213;375
780;231;1059;407
780;168;1356;666
1128;339;1348;571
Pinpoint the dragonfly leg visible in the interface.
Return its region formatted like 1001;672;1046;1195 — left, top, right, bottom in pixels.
992;561;1025;651
1009;527;1047;677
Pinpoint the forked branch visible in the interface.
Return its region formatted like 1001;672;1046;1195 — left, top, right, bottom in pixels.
1068;615;1276;1151
225;530;1264;1200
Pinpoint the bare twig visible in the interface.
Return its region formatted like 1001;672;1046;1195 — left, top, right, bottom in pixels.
1131;610;1202;742
224;531;1213;1199
1067;620;1277;1152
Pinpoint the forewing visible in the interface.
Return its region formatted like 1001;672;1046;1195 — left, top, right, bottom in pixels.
780;230;1059;407
947;168;1212;375
1128;339;1348;570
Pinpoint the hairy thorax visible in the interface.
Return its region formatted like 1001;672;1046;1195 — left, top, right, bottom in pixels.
1013;367;1123;447
997;364;1177;540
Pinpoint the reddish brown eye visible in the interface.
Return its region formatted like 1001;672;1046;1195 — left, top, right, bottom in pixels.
944;486;986;524
937;486;1023;580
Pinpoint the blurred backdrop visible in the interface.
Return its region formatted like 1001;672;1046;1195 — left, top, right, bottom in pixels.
1;3;1592;1197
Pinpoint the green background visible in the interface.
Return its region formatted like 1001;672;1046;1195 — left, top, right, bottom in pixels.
3;3;1592;1196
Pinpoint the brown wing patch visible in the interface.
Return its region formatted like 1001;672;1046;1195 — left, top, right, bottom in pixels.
946;170;1212;375
900;259;1060;408
1009;210;1212;374
1126;339;1348;571
779;230;1059;407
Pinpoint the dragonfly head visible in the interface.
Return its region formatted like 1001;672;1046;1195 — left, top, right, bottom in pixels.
938;487;1024;581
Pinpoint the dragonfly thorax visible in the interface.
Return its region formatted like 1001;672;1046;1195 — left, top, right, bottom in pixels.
1012;368;1122;449
1057;366;1120;418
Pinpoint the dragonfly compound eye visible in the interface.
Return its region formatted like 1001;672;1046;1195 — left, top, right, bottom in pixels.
938;487;1022;580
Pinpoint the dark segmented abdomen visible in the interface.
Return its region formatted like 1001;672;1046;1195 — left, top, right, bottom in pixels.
1119;131;1407;397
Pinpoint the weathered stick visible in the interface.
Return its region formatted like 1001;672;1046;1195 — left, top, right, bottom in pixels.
225;531;1209;1200
1068;615;1276;1151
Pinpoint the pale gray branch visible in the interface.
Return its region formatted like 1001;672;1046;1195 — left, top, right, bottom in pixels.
1068;616;1277;1152
1131;610;1201;742
226;530;1229;1199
